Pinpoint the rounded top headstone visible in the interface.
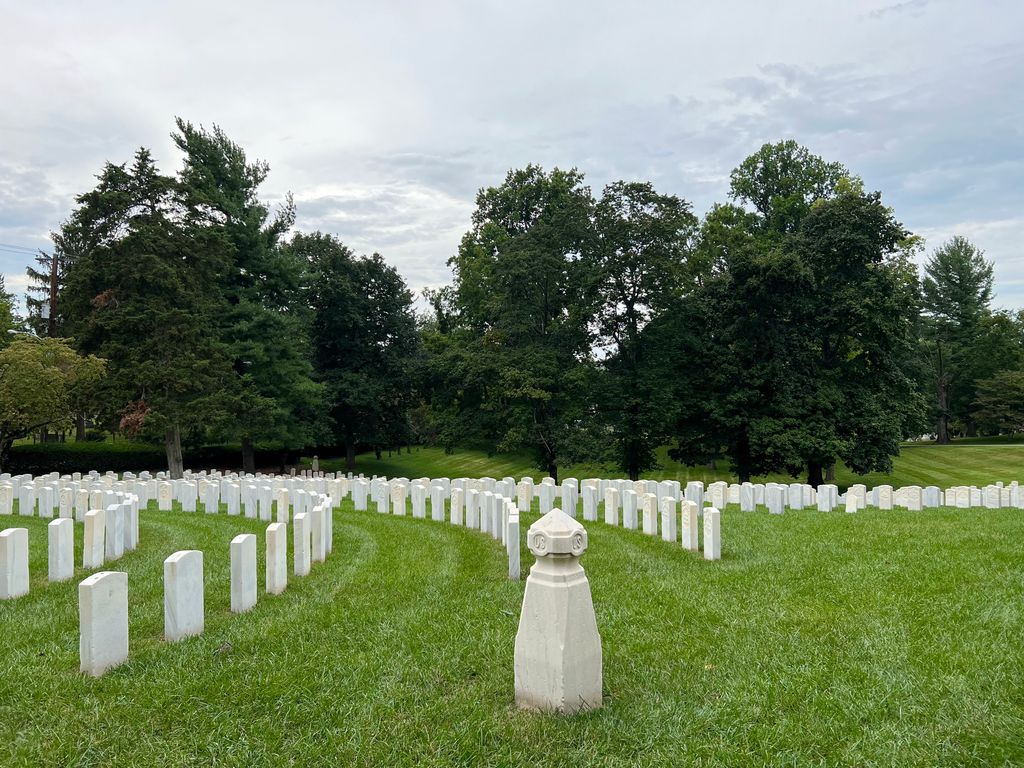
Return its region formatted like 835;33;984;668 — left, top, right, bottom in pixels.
527;508;587;557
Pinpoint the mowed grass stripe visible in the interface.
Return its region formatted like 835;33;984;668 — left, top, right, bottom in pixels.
335;443;1024;490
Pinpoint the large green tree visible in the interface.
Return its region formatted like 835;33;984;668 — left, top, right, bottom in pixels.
670;143;924;484
0;336;105;471
973;369;1024;436
442;165;598;480
920;236;1002;441
293;232;419;471
172;119;322;471
591;180;700;479
60;148;232;477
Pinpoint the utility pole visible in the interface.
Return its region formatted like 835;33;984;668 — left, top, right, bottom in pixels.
47;252;57;338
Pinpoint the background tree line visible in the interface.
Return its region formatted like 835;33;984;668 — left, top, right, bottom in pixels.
6;125;1022;481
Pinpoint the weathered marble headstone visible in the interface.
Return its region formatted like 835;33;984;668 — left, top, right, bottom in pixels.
0;484;12;515
517;479;534;513
514;509;602;714
104;503;124;561
430;485;446;522
703;507;721;560
19;483;35;516
411;483;427;519
708;482;727;509
0;528;29;599
311;505;327;563
158;482;173;511
466;489;479;529
603;487;619;526
622;490;639;530
79;571;128;677
766;485;785;515
983;485;1001;509
507;509;520;580
581;485;598;522
660;497;677;543
266;522;287;595
951;486;968;508
59;488;73;519
230;534;257;613
876;485;893;511
164;550;204;642
739;483;755;512
48;518;74;583
83;509;105;569
293;512;311;576
560;480;578;518
641;493;658;536
684;481;704;509
450;488;465;526
537;483;555;515
39;486;55;518
681;500;699;551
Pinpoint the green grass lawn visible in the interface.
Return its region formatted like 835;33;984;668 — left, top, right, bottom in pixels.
325;442;1024;491
2;496;1022;766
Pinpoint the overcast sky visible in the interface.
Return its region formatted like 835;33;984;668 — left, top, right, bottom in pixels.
2;0;1022;310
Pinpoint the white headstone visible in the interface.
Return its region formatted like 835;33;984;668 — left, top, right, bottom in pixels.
48;518;74;583
681;500;699;551
83;509;105;569
660;497;677;543
641;493;658;536
164;550;204;642
603;487;619;527
79;571;128;676
266;522;287;595
0;527;29;599
703;507;721;560
230;534;257;613
293;512;311;576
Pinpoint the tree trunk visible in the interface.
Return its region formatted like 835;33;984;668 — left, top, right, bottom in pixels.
826;464;835;482
374;446;382;460
706;460;717;470
75;413;86;442
344;436;356;473
547;460;558;485
806;461;824;488
0;436;12;473
164;424;184;479
241;436;256;474
936;376;951;444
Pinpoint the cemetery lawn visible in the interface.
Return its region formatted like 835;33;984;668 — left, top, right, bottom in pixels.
2;502;1023;766
338;441;1024;490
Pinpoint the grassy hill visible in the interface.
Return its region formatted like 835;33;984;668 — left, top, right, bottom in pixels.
330;441;1024;490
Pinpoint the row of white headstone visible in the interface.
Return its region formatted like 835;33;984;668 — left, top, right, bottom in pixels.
0;469;349;522
81;494;334;676
0;494;140;601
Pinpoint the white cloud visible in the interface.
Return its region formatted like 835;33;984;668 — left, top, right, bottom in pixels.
0;0;1022;310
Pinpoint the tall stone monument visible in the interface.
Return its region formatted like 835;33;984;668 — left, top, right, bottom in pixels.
514;508;602;714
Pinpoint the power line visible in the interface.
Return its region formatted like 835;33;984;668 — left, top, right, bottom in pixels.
0;242;50;255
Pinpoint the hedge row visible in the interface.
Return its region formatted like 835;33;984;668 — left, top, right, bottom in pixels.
4;442;301;476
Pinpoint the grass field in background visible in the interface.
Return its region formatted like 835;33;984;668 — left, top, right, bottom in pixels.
1;496;1022;766
330;442;1024;490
